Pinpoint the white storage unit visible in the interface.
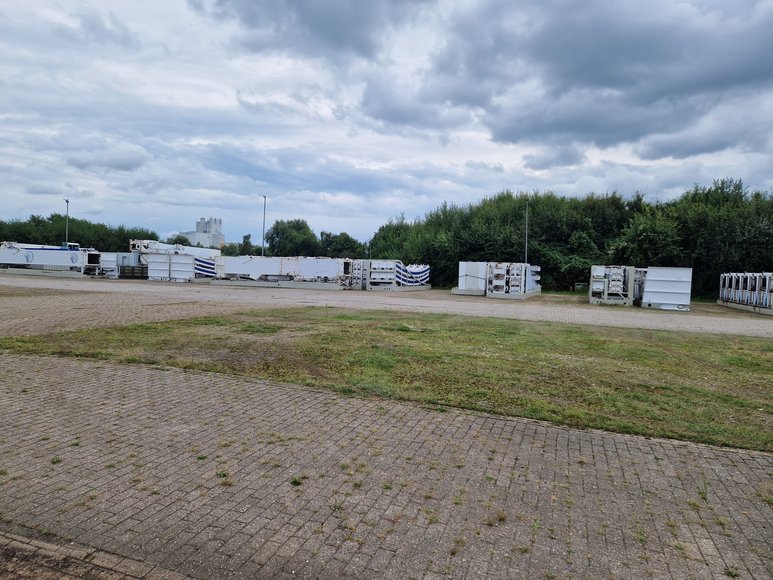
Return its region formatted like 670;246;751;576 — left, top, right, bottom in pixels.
641;267;692;311
718;272;773;315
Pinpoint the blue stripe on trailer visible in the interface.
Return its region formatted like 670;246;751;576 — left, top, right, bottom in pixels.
194;258;216;277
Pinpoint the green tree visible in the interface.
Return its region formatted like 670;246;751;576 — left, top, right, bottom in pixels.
265;219;322;256
239;234;254;256
667;179;773;294
165;234;191;245
220;242;241;256
369;215;412;259
320;231;367;258
608;209;683;266
0;215;158;251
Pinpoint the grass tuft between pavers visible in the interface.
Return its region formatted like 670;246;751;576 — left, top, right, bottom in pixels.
0;307;770;451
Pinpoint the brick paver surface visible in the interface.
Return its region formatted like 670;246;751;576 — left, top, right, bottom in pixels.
0;274;771;578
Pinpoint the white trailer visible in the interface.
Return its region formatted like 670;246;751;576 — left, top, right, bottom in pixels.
218;256;349;283
215;257;430;291
0;241;101;275
718;272;773;315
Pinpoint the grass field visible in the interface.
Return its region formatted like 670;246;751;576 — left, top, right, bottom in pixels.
1;307;770;451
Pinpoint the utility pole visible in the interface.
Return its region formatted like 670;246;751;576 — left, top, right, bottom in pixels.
64;198;70;245
261;195;267;256
524;198;529;264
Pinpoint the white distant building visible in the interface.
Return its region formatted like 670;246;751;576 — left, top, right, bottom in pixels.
180;218;225;248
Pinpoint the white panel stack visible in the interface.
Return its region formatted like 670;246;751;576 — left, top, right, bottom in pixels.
146;253;196;282
452;262;541;299
718;272;773;315
590;265;692;310
641;267;693;310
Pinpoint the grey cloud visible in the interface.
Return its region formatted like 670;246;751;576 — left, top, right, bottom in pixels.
361;75;472;131
25;184;63;196
635;94;773;160
488;89;713;148
189;0;434;60
25;183;96;198
523;145;586;170
67;144;151;171
637;131;741;161
465;161;505;173
395;0;773;157
196;144;409;195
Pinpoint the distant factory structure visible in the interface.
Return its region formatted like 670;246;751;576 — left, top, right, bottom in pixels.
180;218;224;248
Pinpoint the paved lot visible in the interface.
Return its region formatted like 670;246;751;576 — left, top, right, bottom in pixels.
0;274;771;578
1;274;771;337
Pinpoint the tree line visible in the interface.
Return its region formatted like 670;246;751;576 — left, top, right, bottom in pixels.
0;214;157;252
368;178;772;295
3;178;770;295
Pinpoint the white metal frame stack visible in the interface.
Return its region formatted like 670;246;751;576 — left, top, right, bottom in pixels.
718;272;772;315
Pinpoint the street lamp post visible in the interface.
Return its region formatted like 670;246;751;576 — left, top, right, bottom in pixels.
261;195;267;256
524;198;529;264
64;198;70;245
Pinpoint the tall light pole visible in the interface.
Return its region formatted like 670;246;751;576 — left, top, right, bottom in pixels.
64;198;70;245
524;198;529;264
261;195;267;256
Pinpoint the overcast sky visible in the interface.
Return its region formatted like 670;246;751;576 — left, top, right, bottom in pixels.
2;0;771;244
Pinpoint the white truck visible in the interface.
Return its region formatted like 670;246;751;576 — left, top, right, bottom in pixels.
0;241;101;275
